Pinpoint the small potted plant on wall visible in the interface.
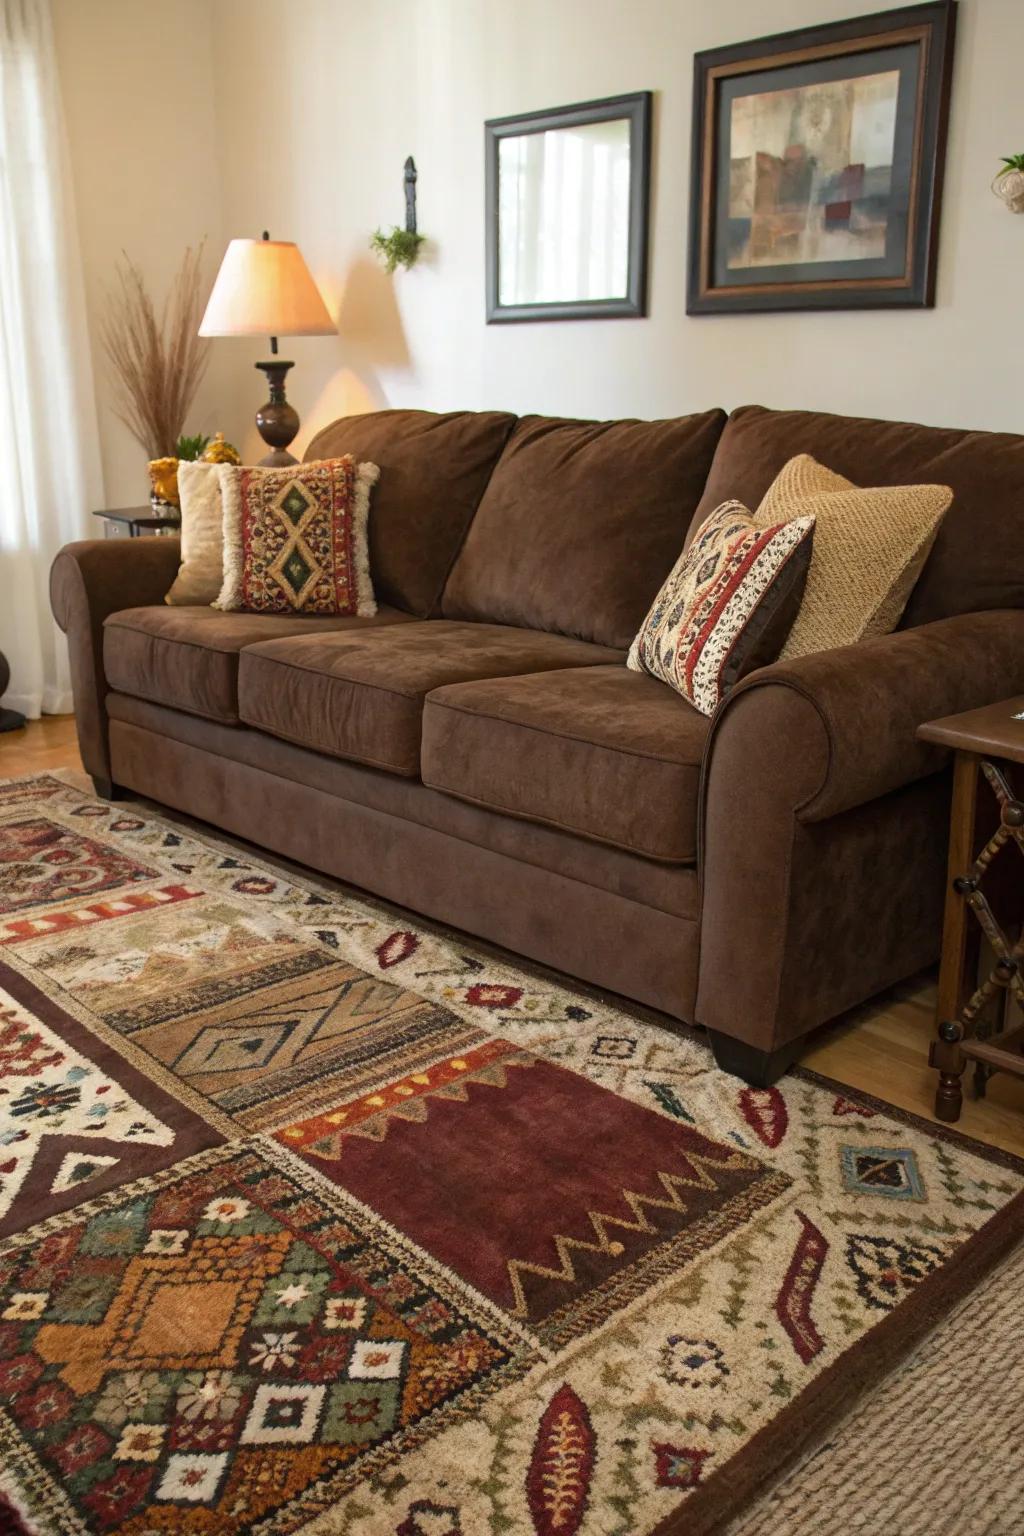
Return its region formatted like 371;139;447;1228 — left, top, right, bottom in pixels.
370;156;427;273
370;226;426;274
993;153;1024;213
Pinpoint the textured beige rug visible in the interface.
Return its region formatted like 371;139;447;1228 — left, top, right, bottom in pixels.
730;1235;1024;1535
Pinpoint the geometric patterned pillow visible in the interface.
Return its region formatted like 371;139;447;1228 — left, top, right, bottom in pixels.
214;456;379;615
627;500;816;716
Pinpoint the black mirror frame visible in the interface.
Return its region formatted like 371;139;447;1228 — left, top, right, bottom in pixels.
485;91;652;324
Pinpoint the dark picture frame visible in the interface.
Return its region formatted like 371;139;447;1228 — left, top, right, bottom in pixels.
485;92;652;323
687;2;956;314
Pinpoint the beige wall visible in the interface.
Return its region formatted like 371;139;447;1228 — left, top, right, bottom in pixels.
55;0;1024;489
52;0;233;506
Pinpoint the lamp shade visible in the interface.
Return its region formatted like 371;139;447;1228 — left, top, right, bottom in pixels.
199;239;336;338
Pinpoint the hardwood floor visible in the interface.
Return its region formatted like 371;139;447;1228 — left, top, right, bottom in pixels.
804;976;1024;1157
5;715;1024;1156
1;713;83;777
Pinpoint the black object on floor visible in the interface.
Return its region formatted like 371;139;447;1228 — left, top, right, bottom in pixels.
0;651;26;733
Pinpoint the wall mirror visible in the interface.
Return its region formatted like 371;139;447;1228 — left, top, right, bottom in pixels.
485;92;652;322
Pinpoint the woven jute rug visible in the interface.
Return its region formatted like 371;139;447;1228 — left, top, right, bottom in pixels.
728;1236;1024;1535
0;772;1021;1536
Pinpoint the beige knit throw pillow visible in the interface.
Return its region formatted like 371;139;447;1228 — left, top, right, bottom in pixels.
164;461;225;606
754;455;952;660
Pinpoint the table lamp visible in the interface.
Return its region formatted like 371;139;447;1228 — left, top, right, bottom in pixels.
199;233;336;466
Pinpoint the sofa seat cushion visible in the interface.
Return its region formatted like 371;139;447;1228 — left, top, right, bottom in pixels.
237;621;624;776
421;665;710;862
104;606;416;724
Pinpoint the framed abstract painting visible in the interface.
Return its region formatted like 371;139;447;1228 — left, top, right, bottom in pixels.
687;1;957;313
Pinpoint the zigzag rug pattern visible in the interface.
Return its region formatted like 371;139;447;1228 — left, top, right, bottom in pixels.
0;774;1021;1536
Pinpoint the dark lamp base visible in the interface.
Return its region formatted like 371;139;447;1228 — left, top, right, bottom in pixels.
255;359;301;467
0;708;26;734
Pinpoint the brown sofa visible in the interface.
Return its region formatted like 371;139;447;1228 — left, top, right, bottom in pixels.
51;405;1024;1085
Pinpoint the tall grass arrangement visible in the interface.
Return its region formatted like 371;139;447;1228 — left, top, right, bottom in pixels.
100;244;210;459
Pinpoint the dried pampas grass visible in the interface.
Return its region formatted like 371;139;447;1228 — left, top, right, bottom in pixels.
101;244;210;459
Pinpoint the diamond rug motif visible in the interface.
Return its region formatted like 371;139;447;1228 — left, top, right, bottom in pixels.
0;775;1021;1536
0;1141;530;1532
0;964;221;1240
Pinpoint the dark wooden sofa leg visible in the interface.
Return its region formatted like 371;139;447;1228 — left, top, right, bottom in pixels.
706;1029;802;1088
90;775;125;801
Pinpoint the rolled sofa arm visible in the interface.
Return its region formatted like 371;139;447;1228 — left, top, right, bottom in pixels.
717;608;1024;824
50;538;180;783
697;608;1024;1056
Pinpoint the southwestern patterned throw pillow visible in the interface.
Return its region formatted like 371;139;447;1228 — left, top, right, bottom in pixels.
214;456;379;615
628;500;815;716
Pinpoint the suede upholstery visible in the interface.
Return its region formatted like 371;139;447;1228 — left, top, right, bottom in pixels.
700;767;950;1051
106;695;697;921
697;608;1024;1051
442;410;727;647
305;409;516;617
108;717;700;1022
422;665;709;862
49;538;184;781
237;621;623;776
693;405;1024;626
51;404;1024;1077
103;605;415;725
728;609;1024;823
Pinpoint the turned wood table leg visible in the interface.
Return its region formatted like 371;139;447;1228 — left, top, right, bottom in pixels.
931;752;981;1122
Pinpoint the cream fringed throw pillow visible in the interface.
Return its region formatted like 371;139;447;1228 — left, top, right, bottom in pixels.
215;457;379;615
754;455;952;660
164;461;224;605
628;501;815;716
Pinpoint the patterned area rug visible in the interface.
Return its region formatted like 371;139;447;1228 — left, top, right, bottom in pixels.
0;773;1021;1536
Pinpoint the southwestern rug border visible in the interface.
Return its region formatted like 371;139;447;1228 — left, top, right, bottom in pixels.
656;1184;1024;1536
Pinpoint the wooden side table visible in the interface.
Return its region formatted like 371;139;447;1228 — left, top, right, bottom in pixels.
919;698;1024;1122
92;507;180;538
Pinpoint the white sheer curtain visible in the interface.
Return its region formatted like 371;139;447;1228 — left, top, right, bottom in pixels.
0;0;101;718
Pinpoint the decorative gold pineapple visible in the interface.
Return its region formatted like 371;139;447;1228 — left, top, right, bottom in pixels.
148;457;180;507
202;432;241;465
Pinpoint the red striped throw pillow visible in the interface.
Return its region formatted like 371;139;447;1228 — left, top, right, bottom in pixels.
627;500;815;716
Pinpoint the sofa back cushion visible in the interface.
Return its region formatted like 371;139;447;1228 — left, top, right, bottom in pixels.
441;410;727;648
692;405;1024;628
304;408;517;617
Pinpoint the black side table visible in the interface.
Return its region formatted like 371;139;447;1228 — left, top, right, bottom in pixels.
92;506;181;538
0;651;25;733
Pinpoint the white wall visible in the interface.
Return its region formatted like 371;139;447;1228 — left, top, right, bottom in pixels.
55;0;1024;495
52;0;233;506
